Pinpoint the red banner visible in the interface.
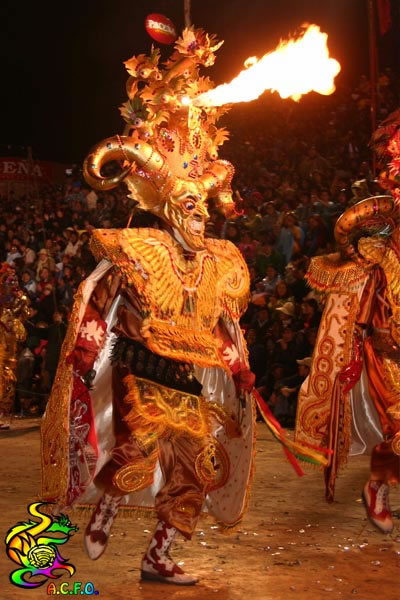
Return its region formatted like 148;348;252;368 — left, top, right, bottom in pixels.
0;157;64;183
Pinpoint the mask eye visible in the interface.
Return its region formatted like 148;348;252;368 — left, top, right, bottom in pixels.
184;199;196;212
133;117;143;127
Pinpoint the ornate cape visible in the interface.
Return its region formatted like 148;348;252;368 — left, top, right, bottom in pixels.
295;254;372;498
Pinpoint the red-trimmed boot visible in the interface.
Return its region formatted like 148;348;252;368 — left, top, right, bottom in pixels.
362;479;393;534
84;493;122;559
141;520;199;585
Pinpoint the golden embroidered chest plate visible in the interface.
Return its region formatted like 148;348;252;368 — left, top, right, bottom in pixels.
90;228;249;368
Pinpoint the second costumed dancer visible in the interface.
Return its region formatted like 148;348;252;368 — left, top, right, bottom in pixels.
41;28;257;585
296;109;400;533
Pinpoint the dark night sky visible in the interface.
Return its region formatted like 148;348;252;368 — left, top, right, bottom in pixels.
2;0;398;163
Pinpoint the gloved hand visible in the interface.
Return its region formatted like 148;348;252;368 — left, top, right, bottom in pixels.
233;368;256;394
220;338;255;394
338;325;363;393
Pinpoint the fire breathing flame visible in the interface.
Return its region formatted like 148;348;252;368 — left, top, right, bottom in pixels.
193;24;341;107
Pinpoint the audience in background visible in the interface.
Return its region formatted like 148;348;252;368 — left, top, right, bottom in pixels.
1;72;398;425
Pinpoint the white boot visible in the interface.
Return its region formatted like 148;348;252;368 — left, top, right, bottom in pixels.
141;520;199;585
84;492;122;560
362;479;393;534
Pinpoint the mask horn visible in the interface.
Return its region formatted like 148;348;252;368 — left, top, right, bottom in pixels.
334;195;399;258
83;136;176;196
199;159;237;218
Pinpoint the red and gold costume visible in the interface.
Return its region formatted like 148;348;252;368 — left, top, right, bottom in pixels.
41;28;256;584
296;112;400;531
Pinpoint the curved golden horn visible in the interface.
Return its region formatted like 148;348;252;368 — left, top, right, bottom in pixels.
83;136;175;193
200;159;236;218
334;195;399;251
83;136;134;191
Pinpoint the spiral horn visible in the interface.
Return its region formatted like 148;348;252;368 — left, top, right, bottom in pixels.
334;195;400;253
83;135;176;197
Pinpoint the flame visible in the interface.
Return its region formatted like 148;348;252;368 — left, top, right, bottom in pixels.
193;24;341;107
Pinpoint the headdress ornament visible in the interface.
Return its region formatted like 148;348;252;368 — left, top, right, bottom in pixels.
333;110;400;261
370;108;400;198
83;27;237;250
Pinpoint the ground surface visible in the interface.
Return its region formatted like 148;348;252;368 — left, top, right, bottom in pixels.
0;419;399;600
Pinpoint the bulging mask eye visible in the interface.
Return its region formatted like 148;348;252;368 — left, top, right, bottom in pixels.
133;117;143;127
184;199;196;212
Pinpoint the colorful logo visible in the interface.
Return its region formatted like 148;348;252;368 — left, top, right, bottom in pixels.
5;502;78;589
47;581;99;595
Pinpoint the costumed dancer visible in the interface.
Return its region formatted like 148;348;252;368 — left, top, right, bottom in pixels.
41;28;257;586
295;109;400;534
0;264;32;430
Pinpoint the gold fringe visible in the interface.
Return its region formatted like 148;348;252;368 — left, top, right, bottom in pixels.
305;253;369;293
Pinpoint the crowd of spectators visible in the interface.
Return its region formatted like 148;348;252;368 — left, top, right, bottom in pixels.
1;71;398;425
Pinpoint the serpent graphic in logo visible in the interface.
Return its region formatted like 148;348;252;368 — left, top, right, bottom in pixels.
5;501;78;588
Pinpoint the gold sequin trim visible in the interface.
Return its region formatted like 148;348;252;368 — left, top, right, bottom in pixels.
123;374;210;439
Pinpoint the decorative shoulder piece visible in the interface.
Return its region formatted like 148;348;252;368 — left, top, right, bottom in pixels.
305;253;370;293
206;239;250;318
90;229;121;264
